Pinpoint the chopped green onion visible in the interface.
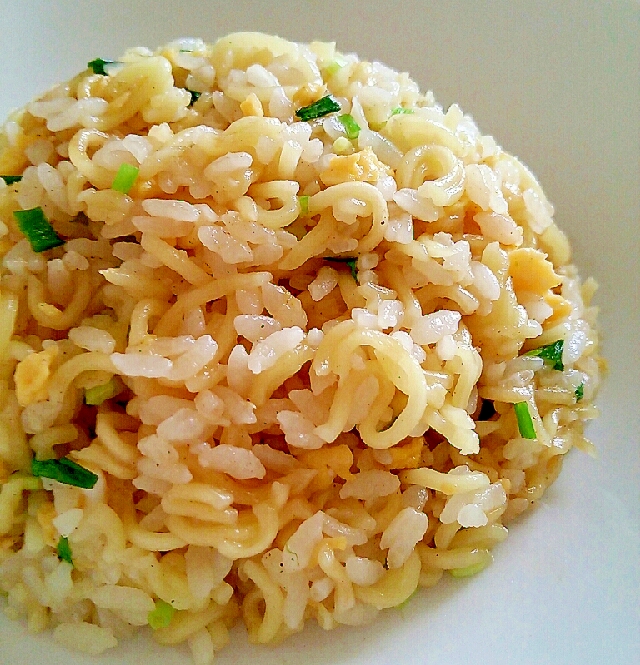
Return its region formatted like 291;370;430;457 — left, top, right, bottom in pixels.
32;457;99;489
295;95;341;121
298;195;310;216
525;339;564;370
57;536;73;565
13;207;64;253
338;113;361;140
346;259;358;283
332;136;352;154
324;256;358;283
1;175;22;185
87;58;117;76
325;57;347;76
148;600;176;629
449;560;490;578
187;90;201;106
84;378;121;406
514;402;537;439
391;107;414;116
111;163;139;194
397;589;417;609
575;383;584;402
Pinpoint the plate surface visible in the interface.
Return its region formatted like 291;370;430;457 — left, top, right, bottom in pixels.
1;2;638;664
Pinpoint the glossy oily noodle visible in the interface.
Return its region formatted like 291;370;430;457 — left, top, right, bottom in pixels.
0;33;601;664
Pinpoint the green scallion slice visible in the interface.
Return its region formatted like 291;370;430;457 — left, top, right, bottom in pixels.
13;207;64;253
187;90;201;106
298;195;310;216
449;559;490;578
525;339;564;370
338;113;361;140
1;175;22;185
514;402;537;439
88;58;116;76
391;107;414;116
575;382;584;402
84;377;121;406
32;457;99;489
111;163;139;194
325;57;347;76
323;256;358;283
397;589;417;609
57;536;73;565
295;95;341;121
148;600;176;629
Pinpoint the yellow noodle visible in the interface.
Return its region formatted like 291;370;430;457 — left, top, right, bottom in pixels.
400;466;490;494
47;352;116;404
67;129;113;189
154;272;271;336
416;544;492;571
309;181;388;253
354;549;421;609
278;211;336;271
240;559;285;643
248;343;315;406
316;325;429;448
249;181;301;229
154;602;228;645
0;292;18;359
90;57;175;132
125;520;188;552
128;299;169;346
29;424;78;461
27;274;92;330
0;475;41;535
165;504;279;559
140;234;211;286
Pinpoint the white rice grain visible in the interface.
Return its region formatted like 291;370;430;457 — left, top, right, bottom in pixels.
157;408;206;442
440;482;507;528
393;188;440;222
379;507;428;568
205;152;253;178
194;444;266;480
345;556;385;586
110;353;172;378
465;163;508;215
142;198;200;222
339;470;400;501
277;410;325;449
411;310;461;345
247;326;304;374
234;314;282;342
53;622;118;655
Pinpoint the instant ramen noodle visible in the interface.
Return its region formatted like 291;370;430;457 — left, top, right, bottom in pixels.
0;33;601;663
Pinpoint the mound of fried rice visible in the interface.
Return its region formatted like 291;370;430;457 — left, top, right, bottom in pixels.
0;33;601;663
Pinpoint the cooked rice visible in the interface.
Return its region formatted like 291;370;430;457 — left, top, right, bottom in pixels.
0;32;601;662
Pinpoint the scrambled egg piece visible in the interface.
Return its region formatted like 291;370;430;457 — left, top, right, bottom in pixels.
298;443;354;489
508;247;562;294
36;501;58;548
240;93;264;117
386;436;424;470
14;345;58;407
543;292;573;326
320;147;391;186
293;82;327;107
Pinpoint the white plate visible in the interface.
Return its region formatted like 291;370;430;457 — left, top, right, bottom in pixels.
1;2;638;664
